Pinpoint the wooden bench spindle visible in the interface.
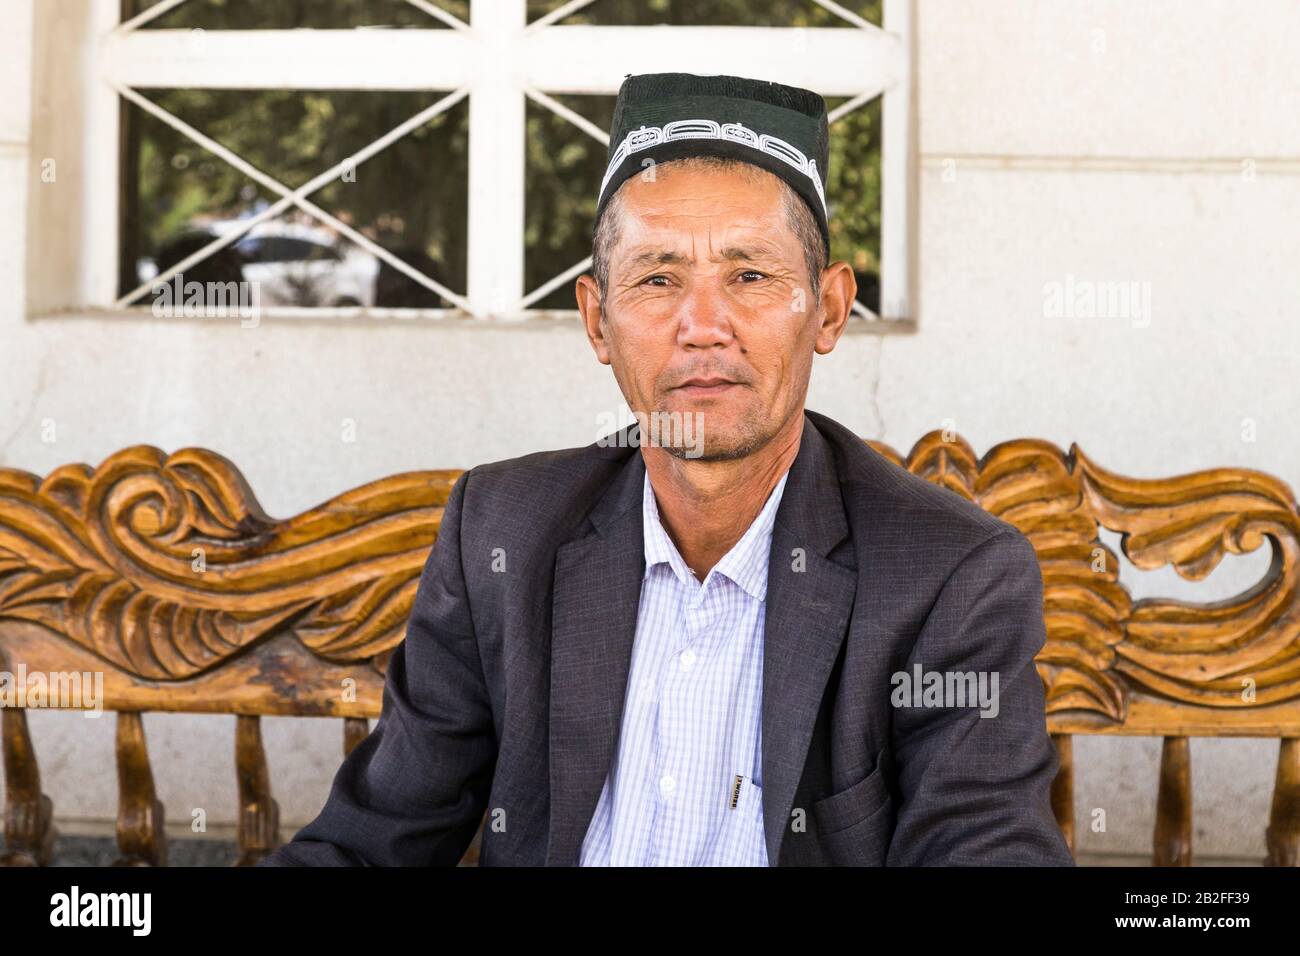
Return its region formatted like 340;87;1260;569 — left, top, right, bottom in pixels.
0;709;57;866
1265;737;1299;866
1153;735;1192;866
114;711;166;866
235;714;281;866
343;717;369;757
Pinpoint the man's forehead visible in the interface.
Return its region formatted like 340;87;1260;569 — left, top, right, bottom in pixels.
614;206;795;267
618;238;789;267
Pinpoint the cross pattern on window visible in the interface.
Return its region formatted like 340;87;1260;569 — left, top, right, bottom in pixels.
86;0;914;323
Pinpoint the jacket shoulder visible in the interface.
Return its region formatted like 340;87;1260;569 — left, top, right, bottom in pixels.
806;410;1028;555
466;437;631;487
453;436;637;543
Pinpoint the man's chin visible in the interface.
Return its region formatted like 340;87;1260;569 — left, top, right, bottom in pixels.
660;424;770;462
632;399;773;461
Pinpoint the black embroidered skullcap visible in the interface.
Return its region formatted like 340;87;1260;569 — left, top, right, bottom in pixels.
595;72;831;259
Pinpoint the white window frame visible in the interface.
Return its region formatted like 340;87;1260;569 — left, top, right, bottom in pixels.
27;0;916;327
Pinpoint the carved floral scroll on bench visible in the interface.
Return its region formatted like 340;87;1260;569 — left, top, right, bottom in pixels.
1;433;1297;866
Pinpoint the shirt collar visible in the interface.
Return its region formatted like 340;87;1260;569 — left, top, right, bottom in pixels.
642;466;790;601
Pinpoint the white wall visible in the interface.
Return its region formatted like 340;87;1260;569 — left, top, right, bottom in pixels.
899;0;1300;859
2;0;1297;860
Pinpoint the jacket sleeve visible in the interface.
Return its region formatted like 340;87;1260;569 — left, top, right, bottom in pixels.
885;528;1074;866
257;470;497;866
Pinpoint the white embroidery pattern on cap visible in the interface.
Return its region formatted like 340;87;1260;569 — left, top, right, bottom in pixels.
598;119;827;216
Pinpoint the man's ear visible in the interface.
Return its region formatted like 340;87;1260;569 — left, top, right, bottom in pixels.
813;260;857;355
576;273;612;365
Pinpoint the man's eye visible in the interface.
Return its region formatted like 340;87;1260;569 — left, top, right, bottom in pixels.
738;270;768;282
641;275;670;287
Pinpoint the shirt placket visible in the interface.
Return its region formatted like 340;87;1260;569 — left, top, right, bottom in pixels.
647;571;715;865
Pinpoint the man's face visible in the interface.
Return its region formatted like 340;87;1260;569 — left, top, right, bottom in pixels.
578;162;850;461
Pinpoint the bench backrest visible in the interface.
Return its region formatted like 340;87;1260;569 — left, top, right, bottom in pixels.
2;433;1297;866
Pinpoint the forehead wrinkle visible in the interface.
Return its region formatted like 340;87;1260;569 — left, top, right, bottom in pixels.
619;224;791;268
613;184;796;276
619;244;787;272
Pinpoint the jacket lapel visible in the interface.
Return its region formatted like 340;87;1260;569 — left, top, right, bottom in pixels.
546;446;646;865
760;416;857;864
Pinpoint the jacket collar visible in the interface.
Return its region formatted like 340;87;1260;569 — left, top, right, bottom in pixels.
546;412;857;865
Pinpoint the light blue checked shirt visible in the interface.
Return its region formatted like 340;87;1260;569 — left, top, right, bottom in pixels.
578;466;790;866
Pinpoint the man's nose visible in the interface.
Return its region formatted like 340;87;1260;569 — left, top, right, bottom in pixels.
674;280;735;349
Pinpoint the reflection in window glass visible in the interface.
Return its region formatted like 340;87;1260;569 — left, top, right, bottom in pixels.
234;216;381;308
120;89;468;308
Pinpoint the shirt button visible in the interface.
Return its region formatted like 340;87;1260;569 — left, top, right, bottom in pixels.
640;677;653;694
659;774;676;796
679;649;696;670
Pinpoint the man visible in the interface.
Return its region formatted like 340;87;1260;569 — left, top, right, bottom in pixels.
260;72;1073;867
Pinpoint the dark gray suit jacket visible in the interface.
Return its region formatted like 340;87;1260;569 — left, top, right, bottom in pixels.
260;409;1074;866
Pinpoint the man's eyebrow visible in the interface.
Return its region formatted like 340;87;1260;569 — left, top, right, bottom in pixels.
717;244;774;264
623;250;690;270
621;246;783;270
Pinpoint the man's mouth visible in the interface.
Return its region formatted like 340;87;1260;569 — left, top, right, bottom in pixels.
673;377;740;397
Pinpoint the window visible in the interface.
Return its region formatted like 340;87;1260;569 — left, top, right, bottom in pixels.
27;0;915;326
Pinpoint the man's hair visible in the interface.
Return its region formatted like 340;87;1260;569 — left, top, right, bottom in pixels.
591;156;827;311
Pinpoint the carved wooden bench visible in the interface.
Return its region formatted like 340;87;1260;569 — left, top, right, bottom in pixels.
1;433;1297;866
